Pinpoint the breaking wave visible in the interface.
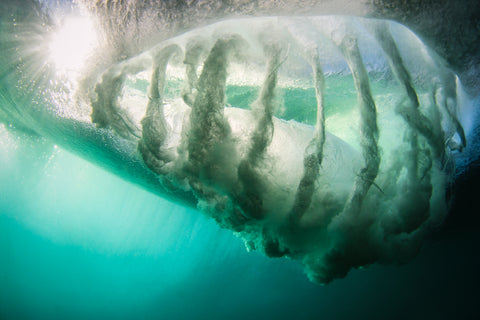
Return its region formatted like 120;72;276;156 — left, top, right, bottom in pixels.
0;2;470;283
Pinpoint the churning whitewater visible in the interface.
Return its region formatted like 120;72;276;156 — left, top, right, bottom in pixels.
0;9;467;283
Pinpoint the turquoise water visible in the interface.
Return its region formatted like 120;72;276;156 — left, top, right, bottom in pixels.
1;133;479;319
132;74;400;127
1;84;479;319
1;2;479;318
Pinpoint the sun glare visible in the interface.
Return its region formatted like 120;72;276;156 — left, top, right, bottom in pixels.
48;15;98;77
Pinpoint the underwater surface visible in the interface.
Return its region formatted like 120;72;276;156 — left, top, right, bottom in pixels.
1;0;480;319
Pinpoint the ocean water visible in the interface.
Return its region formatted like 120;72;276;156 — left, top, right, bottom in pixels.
1;1;480;319
1;129;479;319
1;85;479;319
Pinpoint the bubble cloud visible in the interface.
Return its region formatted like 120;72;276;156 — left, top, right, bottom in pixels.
82;16;465;283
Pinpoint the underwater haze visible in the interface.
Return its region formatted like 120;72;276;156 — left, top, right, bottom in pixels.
1;0;480;319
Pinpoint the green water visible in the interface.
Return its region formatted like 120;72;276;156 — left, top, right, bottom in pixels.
0;7;475;316
0;131;478;319
124;73;401;127
227;74;400;125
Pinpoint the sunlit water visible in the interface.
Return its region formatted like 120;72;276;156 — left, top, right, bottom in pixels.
1;1;480;319
1;124;479;320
